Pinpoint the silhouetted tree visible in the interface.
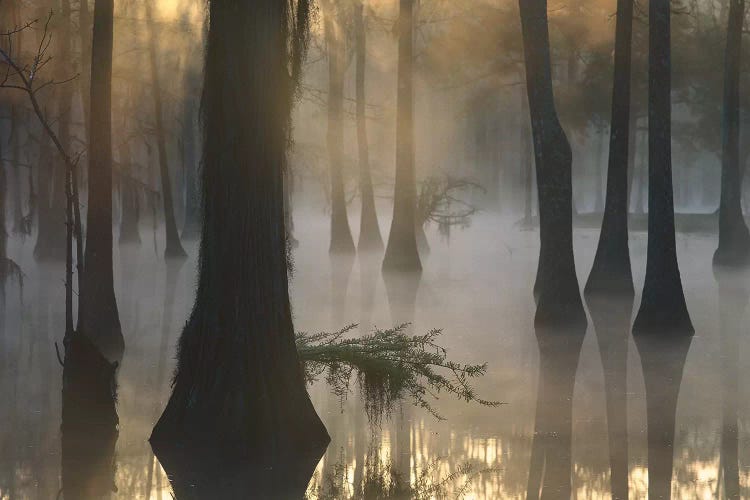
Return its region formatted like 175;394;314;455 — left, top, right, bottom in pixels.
518;0;586;327
355;0;383;253
383;0;421;273
150;0;329;465
714;0;750;266
585;0;635;296
324;0;356;256
145;0;187;259
80;0;125;361
632;0;693;334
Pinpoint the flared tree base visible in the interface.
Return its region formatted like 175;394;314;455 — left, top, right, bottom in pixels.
632;294;694;336
165;242;188;260
713;243;750;268
382;244;422;274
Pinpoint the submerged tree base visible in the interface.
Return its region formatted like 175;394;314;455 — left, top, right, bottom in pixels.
632;296;694;336
712;243;750;268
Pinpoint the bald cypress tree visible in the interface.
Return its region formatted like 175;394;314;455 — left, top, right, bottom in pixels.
382;0;421;273
518;0;586;327
151;0;329;461
585;0;635;296
80;0;124;361
714;0;750;267
632;0;693;334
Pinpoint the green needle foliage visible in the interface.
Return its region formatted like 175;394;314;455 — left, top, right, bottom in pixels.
296;324;501;422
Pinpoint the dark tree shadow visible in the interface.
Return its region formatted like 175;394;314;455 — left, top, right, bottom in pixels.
526;325;586;500
586;294;633;500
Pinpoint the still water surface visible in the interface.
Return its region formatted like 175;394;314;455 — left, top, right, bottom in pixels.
1;214;748;499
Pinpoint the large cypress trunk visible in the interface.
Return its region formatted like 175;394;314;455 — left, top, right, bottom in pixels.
518;0;585;327
324;3;356;256
714;0;749;266
382;0;421;272
355;0;383;253
585;0;635;296
80;0;124;362
145;0;187;259
150;0;329;464
632;0;693;334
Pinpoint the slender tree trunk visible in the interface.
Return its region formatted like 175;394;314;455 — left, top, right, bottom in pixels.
324;4;356;256
146;0;186;259
585;0;635;295
633;0;693;334
79;0;92;138
355;0;384;253
383;0;422;272
151;0;329;472
520;87;533;225
9;107;24;235
594;131;605;213
118;141;141;245
181;96;201;241
33;136;59;259
518;0;586;327
80;0;124;362
626;117;637;212
35;0;73;261
714;0;749;266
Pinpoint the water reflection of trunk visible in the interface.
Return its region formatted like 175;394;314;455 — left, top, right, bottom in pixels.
526;326;585;500
159;447;325;499
633;332;692;500
330;254;355;328
61;334;119;500
713;267;747;499
586;295;633;500
358;253;379;333
383;271;421;485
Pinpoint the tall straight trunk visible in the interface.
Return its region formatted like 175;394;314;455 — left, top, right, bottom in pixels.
714;0;749;266
181;96;201;241
78;0;92;137
626;117;637;211
151;0;329;469
633;0;693;334
35;0;73;261
80;0;124;362
9;107;24;235
518;0;586;327
382;0;421;272
118;141;141;244
355;0;383;253
0;140;6;290
324;5;355;256
145;0;186;259
520;86;533;224
594;131;605;213
585;0;635;295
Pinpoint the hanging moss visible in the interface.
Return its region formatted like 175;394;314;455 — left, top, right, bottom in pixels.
297;324;500;423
